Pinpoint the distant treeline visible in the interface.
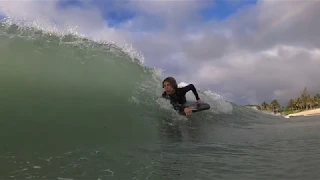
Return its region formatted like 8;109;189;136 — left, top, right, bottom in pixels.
247;87;320;114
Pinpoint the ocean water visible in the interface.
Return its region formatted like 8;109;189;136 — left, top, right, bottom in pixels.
1;22;320;180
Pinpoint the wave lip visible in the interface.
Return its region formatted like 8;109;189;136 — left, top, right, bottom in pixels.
0;10;146;66
0;16;275;130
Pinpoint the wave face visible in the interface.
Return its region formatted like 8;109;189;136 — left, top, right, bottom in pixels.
1;21;319;180
0;21;237;133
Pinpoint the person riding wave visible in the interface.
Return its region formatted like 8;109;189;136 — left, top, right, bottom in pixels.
162;77;202;116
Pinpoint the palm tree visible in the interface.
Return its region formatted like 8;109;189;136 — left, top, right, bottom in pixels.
313;94;320;107
261;102;268;110
294;98;304;110
300;87;309;109
258;87;320;114
270;99;280;112
298;87;319;110
306;95;315;109
313;94;320;108
286;99;294;110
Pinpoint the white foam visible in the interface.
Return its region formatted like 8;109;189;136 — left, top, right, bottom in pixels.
58;178;73;180
177;82;234;114
1;15;146;66
174;81;234;114
200;90;233;114
178;82;188;88
102;169;114;176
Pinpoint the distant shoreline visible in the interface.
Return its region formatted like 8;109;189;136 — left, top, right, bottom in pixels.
246;87;320;119
246;105;320;118
285;108;320;118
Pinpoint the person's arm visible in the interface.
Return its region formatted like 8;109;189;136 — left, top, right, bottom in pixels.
181;84;200;100
172;102;196;115
172;102;186;112
162;91;169;99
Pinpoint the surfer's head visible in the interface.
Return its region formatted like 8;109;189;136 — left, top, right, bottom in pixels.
162;77;177;94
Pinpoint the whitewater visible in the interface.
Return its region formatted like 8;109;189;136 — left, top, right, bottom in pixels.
1;20;320;180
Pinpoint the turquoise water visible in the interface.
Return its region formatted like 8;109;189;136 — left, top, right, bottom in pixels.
1;22;320;180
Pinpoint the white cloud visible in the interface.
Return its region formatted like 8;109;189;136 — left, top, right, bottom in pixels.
194;45;320;104
0;0;320;106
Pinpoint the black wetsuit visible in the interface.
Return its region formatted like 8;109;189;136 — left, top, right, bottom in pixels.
162;84;200;112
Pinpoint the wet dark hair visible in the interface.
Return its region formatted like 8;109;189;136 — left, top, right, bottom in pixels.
162;77;177;89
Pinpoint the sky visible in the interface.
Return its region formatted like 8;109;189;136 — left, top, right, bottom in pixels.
0;0;320;106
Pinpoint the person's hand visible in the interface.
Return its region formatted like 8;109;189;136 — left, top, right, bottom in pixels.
197;99;203;104
184;107;196;116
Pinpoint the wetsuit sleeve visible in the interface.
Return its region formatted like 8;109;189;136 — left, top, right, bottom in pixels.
181;84;200;100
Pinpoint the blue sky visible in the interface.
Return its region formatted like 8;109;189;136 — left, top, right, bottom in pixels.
0;0;258;32
56;0;258;28
200;0;257;21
